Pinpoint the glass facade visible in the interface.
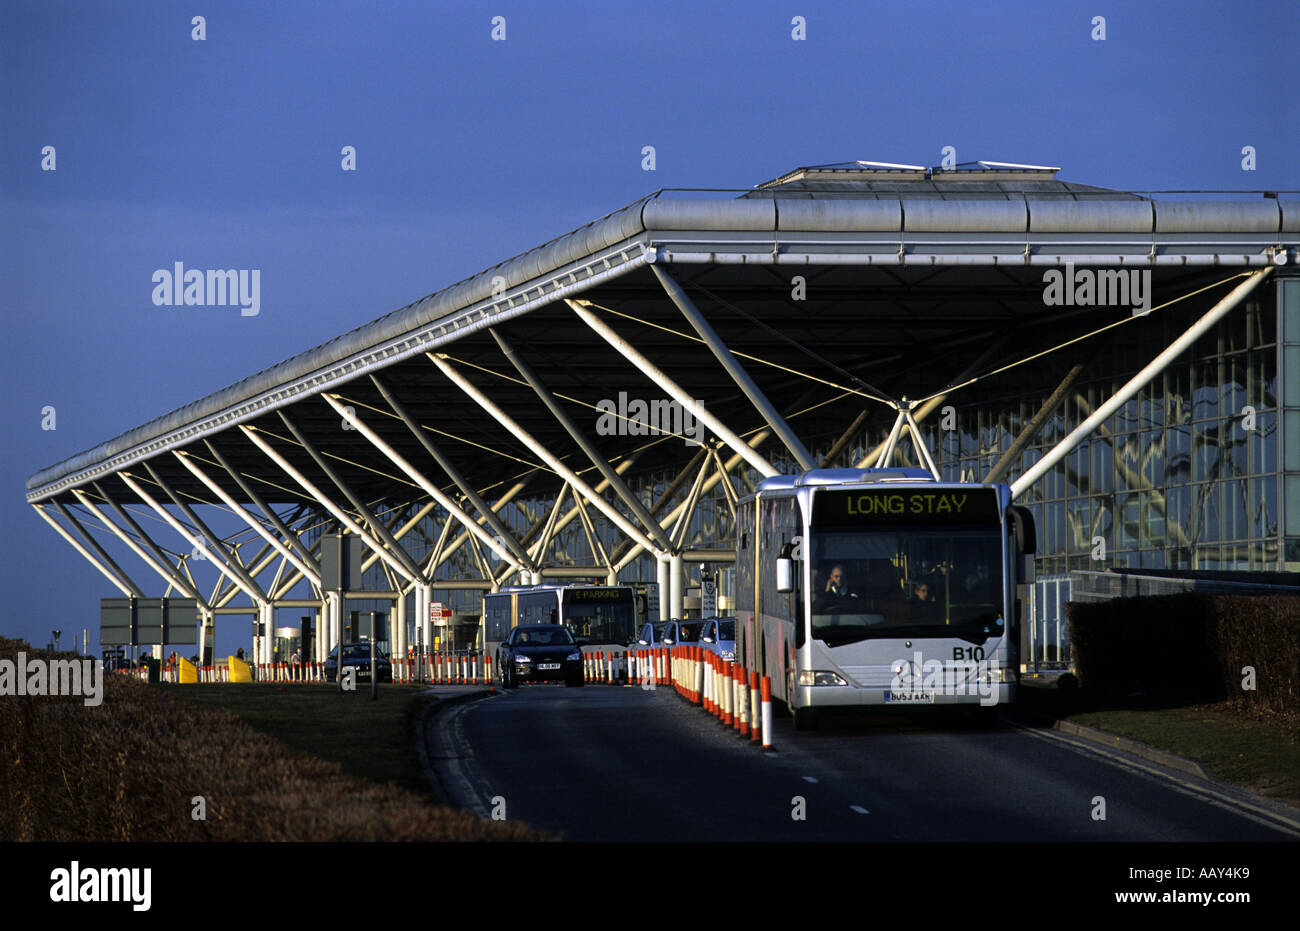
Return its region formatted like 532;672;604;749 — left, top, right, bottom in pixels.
915;288;1286;574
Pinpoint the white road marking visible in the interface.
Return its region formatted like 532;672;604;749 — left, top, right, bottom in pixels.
1005;719;1300;839
802;776;819;783
850;805;870;815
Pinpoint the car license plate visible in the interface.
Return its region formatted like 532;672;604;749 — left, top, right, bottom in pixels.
538;663;561;671
885;690;934;703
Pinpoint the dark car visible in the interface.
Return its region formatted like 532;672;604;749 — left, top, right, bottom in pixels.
498;624;585;688
324;642;392;683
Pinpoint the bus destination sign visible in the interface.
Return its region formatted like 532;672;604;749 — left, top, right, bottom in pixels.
565;587;632;603
811;487;1001;525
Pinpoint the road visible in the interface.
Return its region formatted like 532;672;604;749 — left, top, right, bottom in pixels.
426;684;1300;842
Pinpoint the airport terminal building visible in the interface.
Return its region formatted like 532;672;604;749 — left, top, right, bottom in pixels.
26;161;1300;667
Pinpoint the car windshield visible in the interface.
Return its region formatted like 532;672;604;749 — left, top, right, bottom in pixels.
809;528;1003;646
336;644;386;660
513;626;575;646
676;623;704;642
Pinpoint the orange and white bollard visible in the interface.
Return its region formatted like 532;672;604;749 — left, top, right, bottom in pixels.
722;660;733;727
736;664;749;736
750;671;761;742
760;676;773;750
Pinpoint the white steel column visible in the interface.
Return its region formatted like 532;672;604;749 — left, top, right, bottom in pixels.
566;299;778;478
394;587;407;669
1011;269;1273;499
325;591;342;659
657;555;671;621
258;602;274;667
669;553;684;621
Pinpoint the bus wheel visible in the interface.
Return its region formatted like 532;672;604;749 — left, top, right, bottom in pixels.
793;707;820;731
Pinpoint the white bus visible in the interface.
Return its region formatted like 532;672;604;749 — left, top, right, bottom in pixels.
735;468;1035;729
482;583;638;657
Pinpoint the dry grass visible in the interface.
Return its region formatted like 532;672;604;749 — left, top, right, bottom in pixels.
0;639;549;841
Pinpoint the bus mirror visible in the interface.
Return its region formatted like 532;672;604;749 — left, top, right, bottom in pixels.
776;556;794;593
1008;505;1037;556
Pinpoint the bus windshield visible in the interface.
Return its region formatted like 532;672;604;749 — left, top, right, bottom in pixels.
561;598;635;645
808;528;1003;646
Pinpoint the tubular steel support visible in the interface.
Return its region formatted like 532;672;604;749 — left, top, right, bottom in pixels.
428;352;665;557
489;328;675;552
205;440;317;568
652;266;816;471
278;411;426;584
322;393;525;575
35;504;142;597
1011;269;1273;499
177;451;324;587
368;375;537;570
119;470;268;605
79;485;206;603
613;428;772;573
142;462;272;601
240;424;417;582
566;299;778;478
983;362;1087;484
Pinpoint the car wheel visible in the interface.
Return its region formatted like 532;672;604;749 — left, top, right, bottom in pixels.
501;659;514;689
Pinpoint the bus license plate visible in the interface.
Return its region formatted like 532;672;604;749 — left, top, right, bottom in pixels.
538;663;561;670
885;691;934;703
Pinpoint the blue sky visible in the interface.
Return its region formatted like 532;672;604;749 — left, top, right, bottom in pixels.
2;0;1296;655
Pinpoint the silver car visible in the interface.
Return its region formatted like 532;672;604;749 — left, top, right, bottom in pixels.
699;617;736;663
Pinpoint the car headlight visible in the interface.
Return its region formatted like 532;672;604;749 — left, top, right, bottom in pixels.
514;654;532;662
797;670;848;687
566;652;581;661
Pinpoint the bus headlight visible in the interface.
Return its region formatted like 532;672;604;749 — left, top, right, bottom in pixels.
797;670;847;687
976;667;1015;683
